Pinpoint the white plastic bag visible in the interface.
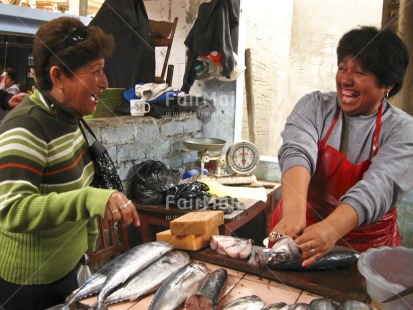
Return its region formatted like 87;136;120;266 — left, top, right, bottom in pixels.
77;254;92;286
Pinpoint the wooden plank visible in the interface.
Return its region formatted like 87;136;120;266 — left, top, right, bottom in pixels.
189;248;370;304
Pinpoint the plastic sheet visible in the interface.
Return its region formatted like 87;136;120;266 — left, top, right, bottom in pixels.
203;179;267;202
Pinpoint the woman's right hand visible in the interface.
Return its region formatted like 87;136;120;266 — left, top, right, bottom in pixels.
104;191;140;227
269;215;306;243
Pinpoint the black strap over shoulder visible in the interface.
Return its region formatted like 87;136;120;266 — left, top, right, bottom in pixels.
78;118;124;192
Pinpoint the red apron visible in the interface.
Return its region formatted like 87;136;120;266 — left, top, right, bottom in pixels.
271;104;400;252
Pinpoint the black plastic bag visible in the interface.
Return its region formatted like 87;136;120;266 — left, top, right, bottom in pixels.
128;160;180;205
165;181;211;210
207;196;245;214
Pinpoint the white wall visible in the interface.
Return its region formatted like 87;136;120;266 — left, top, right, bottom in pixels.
241;0;294;156
242;0;383;156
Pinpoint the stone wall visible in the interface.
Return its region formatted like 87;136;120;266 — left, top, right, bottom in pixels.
86;114;203;185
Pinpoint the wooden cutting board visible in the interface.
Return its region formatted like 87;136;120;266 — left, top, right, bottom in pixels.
189;248;370;304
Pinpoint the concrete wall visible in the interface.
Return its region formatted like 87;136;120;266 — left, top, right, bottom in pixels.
87;114;203;183
241;0;383;156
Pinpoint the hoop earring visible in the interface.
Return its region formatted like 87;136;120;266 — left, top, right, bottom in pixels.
386;92;389;99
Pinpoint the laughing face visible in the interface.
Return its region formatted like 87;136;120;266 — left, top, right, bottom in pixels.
60;58;108;117
336;56;391;116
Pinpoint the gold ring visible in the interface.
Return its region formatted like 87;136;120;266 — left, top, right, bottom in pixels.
119;200;132;210
111;209;119;214
307;241;311;250
311;248;315;255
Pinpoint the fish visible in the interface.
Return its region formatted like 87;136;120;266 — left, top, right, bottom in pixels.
340;300;374;310
308;298;340;309
254;236;359;271
258;298;372;310
148;262;209;310
262;302;287;310
210;235;254;259
222;295;265;310
103;250;190;305
64;253;126;308
185;268;228;310
258;235;302;266
282;304;310;310
95;241;173;310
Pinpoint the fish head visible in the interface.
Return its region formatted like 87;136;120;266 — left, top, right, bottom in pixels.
257;236;302;266
270;236;301;261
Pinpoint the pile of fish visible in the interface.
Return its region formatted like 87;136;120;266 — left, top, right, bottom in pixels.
51;241;191;309
210;235;253;259
46;236;360;309
47;241;231;310
251;235;360;271
221;295;373;310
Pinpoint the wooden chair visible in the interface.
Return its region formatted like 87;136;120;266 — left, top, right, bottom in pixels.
87;216;129;269
149;17;178;86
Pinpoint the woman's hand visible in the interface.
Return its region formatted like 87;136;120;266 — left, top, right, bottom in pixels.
104;191;140;227
294;221;339;267
268;214;306;243
294;203;359;267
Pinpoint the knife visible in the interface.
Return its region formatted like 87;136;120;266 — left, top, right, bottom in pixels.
382;285;413;303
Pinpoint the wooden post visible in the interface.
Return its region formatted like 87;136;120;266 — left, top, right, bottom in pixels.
244;48;256;144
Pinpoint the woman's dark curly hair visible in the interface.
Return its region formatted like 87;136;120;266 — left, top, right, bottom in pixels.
32;17;114;91
337;26;409;97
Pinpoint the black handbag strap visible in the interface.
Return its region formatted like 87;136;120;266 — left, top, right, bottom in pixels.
78;118;97;145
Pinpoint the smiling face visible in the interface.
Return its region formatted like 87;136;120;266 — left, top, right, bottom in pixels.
336;56;391;116
59;58;108;117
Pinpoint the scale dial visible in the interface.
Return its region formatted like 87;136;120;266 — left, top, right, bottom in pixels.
226;141;260;175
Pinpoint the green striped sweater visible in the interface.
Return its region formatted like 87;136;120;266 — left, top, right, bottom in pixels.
0;90;116;285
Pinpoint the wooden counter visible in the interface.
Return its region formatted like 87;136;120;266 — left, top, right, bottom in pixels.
136;185;280;243
189;248;370;304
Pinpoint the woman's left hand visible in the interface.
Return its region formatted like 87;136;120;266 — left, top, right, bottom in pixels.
294;220;339;267
294;203;358;267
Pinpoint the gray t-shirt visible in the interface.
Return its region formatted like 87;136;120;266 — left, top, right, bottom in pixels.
278;91;413;226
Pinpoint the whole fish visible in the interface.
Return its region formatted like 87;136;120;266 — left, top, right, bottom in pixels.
282;304;310;310
104;251;190;305
64;252;126;308
185;268;228;309
95;241;173;310
148;262;209;310
263;302;287;310
309;298;340;309
255;236;359;271
222;295;265;310
340;300;373;310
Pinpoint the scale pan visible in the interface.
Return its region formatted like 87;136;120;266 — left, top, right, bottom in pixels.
183;137;226;152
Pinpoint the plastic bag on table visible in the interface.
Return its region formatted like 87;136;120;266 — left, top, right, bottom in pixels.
165;181;211;210
128;160;181;205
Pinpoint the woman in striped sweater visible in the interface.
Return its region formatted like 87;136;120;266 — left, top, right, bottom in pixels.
0;17;140;309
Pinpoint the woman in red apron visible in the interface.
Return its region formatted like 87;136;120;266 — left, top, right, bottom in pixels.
269;26;411;267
